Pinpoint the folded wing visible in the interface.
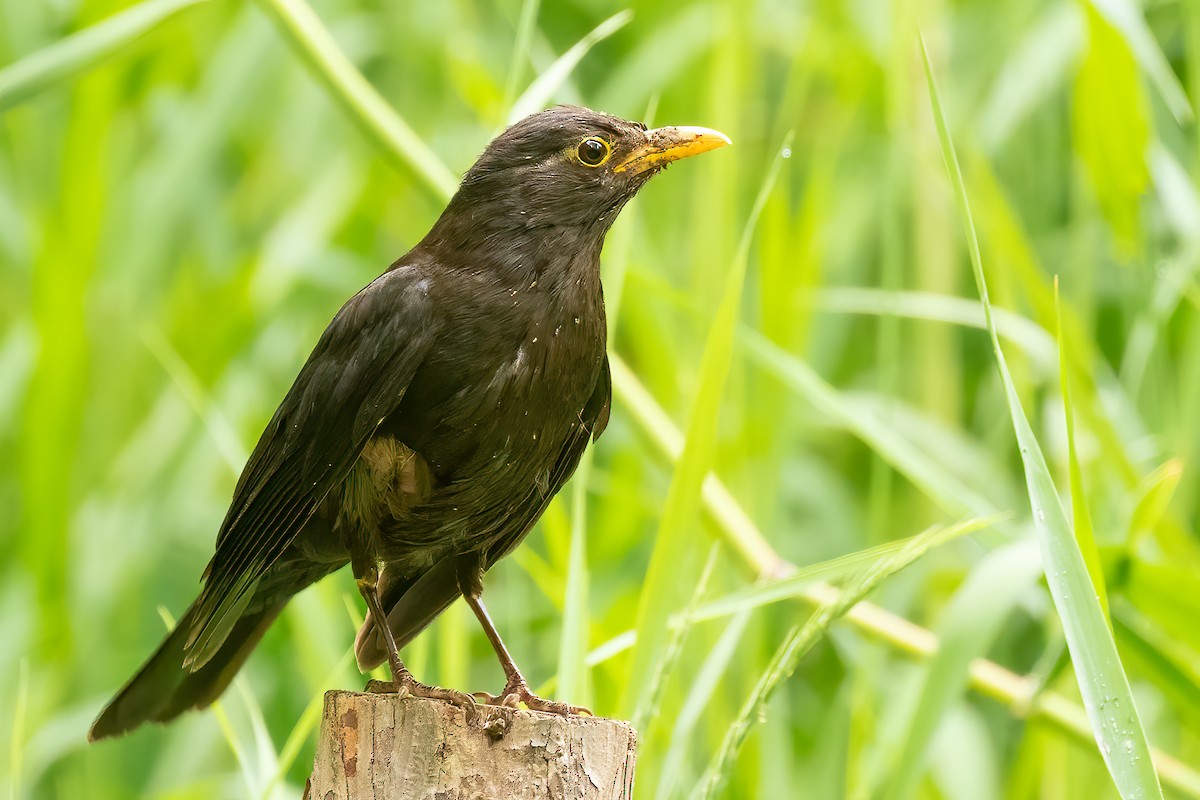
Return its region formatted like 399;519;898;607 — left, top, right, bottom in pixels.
186;268;439;670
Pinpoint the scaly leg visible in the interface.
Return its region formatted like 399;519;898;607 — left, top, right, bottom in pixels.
353;557;476;715
457;555;591;716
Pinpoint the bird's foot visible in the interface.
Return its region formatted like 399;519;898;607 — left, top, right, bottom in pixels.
473;678;592;716
371;664;478;720
395;674;478;716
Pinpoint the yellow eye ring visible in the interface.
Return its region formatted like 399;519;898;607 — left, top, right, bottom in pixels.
576;137;611;167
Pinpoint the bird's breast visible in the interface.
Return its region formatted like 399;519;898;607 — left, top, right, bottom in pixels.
389;300;604;479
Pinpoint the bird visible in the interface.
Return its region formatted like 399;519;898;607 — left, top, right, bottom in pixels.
89;105;730;740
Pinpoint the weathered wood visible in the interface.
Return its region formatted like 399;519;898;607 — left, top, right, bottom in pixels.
305;686;637;799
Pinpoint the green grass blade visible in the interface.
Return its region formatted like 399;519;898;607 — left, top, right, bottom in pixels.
209;697;255;799
691;516;992;800
593;6;715;115
740;330;999;519
608;354;786;576
635;544;720;735
252;0;458;200
8;659;28;800
922;35;1164;799
624;134;789;726
577;519;1006;671
960;150;1142;488
261;648;356;800
1127;460;1184;553
976;3;1083;153
437;601;469;694
1124;562;1200;655
555;450;591;706
812;287;1057;367
0;0;209;113
512;543;566;608
657;610;752;800
1113;613;1200;731
155;607;258;797
141;326;247;474
881;540;1043;800
1055;278;1109;620
233;680;281;797
499;0;542;122
507;10;632;125
688;523;1006;624
1090;0;1193;124
1072;4;1151;254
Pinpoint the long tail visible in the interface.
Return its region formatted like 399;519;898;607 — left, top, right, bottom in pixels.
88;598;284;741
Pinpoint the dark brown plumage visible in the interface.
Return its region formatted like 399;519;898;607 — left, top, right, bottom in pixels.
90;106;729;740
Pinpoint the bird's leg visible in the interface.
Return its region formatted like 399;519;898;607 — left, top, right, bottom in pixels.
355;568;406;681
352;556;476;716
457;556;591;716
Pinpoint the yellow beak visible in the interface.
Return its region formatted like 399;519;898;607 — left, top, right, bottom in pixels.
612;125;731;175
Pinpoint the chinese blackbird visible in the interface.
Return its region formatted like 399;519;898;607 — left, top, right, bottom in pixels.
89;106;729;740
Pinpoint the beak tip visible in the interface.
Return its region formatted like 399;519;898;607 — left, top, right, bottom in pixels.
687;126;731;149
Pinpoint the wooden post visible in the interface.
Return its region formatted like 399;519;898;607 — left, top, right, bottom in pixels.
305;684;637;799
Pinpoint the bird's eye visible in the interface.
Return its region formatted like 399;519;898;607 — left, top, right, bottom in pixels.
576;137;611;167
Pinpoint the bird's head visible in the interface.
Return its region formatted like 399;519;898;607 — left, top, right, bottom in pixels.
424;106;730;269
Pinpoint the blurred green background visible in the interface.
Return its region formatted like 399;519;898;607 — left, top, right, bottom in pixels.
4;0;1200;797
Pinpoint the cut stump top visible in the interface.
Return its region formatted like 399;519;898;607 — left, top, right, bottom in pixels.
306;688;637;800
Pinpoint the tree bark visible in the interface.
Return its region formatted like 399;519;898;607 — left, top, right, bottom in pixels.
305;685;637;799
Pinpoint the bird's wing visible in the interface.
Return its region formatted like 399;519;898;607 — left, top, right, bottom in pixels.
184;268;438;670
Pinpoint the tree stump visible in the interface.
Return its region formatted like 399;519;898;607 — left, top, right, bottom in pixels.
305;684;637;799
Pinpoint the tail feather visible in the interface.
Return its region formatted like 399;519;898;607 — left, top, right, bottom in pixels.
89;600;284;741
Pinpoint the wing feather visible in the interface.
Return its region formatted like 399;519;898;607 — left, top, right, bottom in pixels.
185;269;438;669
